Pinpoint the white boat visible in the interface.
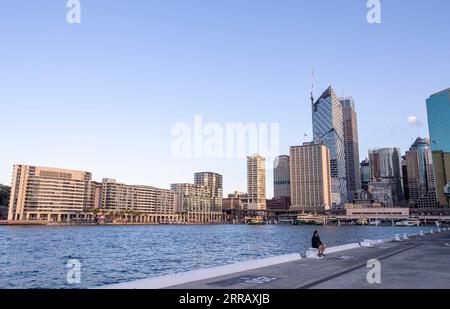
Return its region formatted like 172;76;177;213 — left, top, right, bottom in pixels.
369;220;382;226
395;220;419;227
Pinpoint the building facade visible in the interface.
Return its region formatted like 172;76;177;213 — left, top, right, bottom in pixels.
273;155;291;198
194;172;223;213
312;86;347;208
432;151;450;207
8;165;96;222
247;155;266;210
170;183;222;223
426;88;450;152
360;158;371;191
368;147;404;205
290;143;332;212
340;97;361;202
100;178;179;223
405;138;438;208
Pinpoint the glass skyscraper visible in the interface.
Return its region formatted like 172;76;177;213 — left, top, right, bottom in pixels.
340;97;361;202
405;138;437;208
312;86;347;208
426;88;450;152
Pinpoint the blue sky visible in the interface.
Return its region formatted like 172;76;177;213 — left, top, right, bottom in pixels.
1;0;449;197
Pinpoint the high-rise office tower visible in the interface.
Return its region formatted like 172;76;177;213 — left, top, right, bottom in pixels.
426;88;450;207
194;172;223;213
405;138;437;208
360;158;371;191
290;143;332;212
340;97;361;202
368;147;404;205
247;155;266;210
401;156;410;201
432;151;450;207
273;155;291;198
312;86;347;208
426;88;450;152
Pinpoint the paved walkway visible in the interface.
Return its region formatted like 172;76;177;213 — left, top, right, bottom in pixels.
104;231;450;289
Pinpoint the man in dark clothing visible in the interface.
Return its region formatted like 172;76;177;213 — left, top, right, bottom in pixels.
311;231;326;257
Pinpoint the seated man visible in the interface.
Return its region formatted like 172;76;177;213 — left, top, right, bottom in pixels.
311;231;326;257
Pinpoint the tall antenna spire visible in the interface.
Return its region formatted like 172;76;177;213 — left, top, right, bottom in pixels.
310;69;315;107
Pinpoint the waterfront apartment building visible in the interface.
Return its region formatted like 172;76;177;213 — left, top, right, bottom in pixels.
8;165;96;222
100;178;179;223
426;88;450;152
340;97;361;202
247;155;267;211
273;155;290;198
290;143;332;212
368;147;404;205
312;86;347;208
194;172;223;213
432;151;450;207
170;183;222;223
405;138;438;208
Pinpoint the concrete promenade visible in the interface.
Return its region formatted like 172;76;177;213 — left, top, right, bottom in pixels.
103;229;450;289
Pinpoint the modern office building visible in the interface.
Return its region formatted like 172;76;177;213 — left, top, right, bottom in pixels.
273;155;291;198
312;86;347;208
426;88;450;207
401;157;410;201
247;155;267;211
405;138;438;208
170;183;222;223
426;88;450;152
360;158;371;191
368;181;395;207
368;147;404;205
432;151;450;207
194;172;223;213
100;178;179;223
340;97;361;202
7;165;96;222
266;196;291;212
290;143;332;212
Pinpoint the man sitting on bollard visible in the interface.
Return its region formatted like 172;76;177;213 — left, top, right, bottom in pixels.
312;231;326;258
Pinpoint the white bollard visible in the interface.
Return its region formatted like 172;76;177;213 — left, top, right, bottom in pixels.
430;229;434;234
420;230;425;236
306;248;320;259
403;233;409;240
438;228;442;233
395;234;402;241
361;239;373;247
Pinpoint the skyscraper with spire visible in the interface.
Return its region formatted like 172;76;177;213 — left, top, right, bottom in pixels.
312;86;347;208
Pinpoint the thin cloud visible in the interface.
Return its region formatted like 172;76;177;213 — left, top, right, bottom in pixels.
407;115;422;127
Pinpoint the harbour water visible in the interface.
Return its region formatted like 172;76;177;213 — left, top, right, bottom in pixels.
0;224;425;289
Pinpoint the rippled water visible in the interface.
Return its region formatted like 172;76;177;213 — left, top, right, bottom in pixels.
0;224;425;289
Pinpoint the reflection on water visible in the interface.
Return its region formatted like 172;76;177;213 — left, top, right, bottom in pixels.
0;224;424;288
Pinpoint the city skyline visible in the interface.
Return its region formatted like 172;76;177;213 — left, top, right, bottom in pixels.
1;1;450;198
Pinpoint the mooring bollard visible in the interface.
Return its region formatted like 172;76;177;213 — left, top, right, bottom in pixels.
430;229;435;234
361;239;373;247
395;234;402;241
403;233;409;240
420;230;425;236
